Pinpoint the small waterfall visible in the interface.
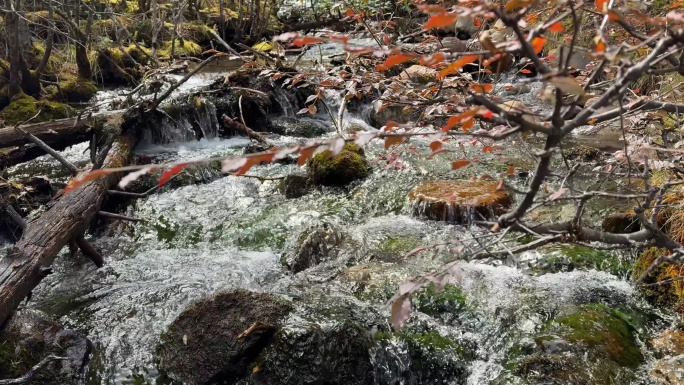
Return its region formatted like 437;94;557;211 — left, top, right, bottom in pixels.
273;87;298;117
139;100;220;145
196;100;219;140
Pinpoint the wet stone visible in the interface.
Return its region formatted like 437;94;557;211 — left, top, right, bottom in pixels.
407;180;513;224
282;224;346;273
278;172;310;199
0;309;92;385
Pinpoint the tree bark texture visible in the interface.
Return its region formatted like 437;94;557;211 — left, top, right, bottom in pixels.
0;126;135;326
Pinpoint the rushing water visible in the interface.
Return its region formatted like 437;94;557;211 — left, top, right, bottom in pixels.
2;68;673;385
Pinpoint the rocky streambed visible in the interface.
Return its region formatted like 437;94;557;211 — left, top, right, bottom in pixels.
0;57;681;385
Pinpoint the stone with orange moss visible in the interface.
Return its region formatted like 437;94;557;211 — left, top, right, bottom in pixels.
633;247;684;307
407;180;513;224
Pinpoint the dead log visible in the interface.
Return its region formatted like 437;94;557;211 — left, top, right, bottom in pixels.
221;115;270;146
0;115;136;326
0;117;91;149
0;111;125;169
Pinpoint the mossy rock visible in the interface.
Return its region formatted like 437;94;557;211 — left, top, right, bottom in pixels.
0;310;92;384
158;39;202;58
633;247;684;307
408;179;513;224
0;94;74;126
56;79;98;103
499;304;644;384
307;143;370;186
181;22;215;46
157;290;292;384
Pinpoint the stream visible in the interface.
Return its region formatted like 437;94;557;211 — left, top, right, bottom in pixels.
0;59;675;385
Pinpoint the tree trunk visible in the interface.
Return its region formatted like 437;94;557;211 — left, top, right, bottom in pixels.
0;122;136;326
5;0;23;99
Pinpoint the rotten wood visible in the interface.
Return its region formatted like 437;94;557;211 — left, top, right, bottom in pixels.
0;121;136;326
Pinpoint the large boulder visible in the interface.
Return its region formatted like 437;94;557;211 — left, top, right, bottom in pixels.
158;290;379;385
157;290;292;385
0;310;92;385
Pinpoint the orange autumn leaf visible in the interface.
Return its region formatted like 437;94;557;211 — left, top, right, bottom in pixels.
376;54;416;71
593;35;606;52
430;141;443;152
64;169;114;193
236;153;275;175
297;146;317;166
531;37;546;54
452;159;471;169
548;22;564;33
158;163;189;187
507;166;515;175
469;83;494;93
423;13;459;30
595;0;608;13
291;36;324;47
520;68;532;74
437;55;479;79
385;136;405;149
462;118;474;131
504;0;533;11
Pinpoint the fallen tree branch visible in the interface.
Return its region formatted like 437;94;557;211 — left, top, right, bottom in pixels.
221;115;270;146
98;211;144;222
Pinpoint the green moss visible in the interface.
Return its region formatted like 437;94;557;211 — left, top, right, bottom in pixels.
159;40;202;58
373;236;421;261
307;143;370;186
545;304;643;368
0;94;74;126
153;215;179;243
536;244;630;277
57;79;98;103
415;283;467;317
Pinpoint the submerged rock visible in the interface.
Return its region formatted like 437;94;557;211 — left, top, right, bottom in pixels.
0;310;92;384
157;290;292;385
649;329;684;384
282;224;346;273
307;143;370;186
408;180;513;224
279;172;310;199
499;304;644;385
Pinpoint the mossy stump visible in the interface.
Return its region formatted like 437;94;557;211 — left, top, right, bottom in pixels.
307;143;370;186
0;94;74;126
56;79;98;103
407;180;513;224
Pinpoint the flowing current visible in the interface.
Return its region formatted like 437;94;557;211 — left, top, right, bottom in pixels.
1;70;671;385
